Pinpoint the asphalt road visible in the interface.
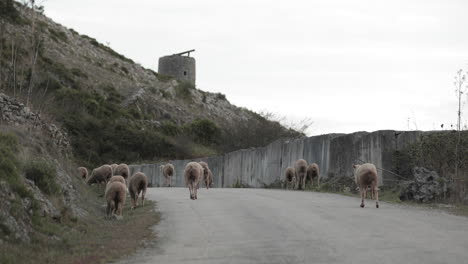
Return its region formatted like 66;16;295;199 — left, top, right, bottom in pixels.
117;188;468;264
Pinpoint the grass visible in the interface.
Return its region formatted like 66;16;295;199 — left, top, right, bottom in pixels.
24;159;60;195
0;193;160;264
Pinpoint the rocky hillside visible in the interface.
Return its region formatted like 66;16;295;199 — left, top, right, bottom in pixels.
0;2;301;167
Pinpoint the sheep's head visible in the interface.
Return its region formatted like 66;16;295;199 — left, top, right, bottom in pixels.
86;170;95;185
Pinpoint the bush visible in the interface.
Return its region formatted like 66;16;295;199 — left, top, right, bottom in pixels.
161;121;180;136
24;160;59;195
175;82;194;101
48;28;68;43
0;0;20;23
184;119;221;145
0;132;32;198
216;93;226;101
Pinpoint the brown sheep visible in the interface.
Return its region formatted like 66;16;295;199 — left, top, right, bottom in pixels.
128;172;148;209
107;175;126;188
87;164;113;195
105;181;127;219
160;163;175;187
87;164;113;184
199;161;213;189
110;163;119;174
115;163;130;181
353;163;379;208
284;167;296;190
77;167;88;180
294;159;308;190
184;162;203;200
306;163;320;187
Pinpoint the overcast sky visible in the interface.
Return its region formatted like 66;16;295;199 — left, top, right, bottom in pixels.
43;0;468;135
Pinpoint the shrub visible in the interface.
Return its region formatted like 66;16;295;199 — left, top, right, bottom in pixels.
161;121;180;136
48;28;68;43
24;160;59;195
0;0;20;23
0;132;31;198
70;67;88;79
216;93;226;101
184;119;221;145
175;82;194;101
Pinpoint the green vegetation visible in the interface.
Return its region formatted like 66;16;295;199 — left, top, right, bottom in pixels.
394;131;468;178
48;27;68;43
175;81;194;101
0;0;20;23
0;132;32;198
216;92;226;101
184;118;221;145
82;34;134;64
24;160;59;195
0;198;159;264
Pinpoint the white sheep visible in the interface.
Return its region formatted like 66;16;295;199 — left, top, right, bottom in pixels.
184;162;203;200
160;163;175;187
294;159;308;190
353;163;379;208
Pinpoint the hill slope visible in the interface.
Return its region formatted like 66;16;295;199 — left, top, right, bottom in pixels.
0;2;300;167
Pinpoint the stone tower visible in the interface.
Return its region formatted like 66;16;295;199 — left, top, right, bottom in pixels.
158;50;196;85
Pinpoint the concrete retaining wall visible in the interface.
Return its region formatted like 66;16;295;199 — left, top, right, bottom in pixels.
130;130;423;188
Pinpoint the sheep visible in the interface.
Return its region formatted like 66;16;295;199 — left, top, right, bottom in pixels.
306;163;320;187
294;159;308;190
284;167;296;190
87;165;113;193
199;161;213;189
106;175;126;191
115;163;130;180
184;162;203;200
128;172;148;209
77;167;88;180
105;181;127;220
110;163;119;174
353;163;379;208
160;163;175;187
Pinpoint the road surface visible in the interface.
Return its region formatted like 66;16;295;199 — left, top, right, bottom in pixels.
118;188;468;264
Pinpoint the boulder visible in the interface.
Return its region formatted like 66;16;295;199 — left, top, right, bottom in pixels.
399;167;447;202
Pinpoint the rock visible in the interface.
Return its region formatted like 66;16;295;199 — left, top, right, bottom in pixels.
399;167;447;202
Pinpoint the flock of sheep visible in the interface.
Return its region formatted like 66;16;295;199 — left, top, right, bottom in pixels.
76;161;214;219
284;159;380;208
77;163;149;219
77;159;379;218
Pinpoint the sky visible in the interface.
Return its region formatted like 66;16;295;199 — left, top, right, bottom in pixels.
42;0;468;135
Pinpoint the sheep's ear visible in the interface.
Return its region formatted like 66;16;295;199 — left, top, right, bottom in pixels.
353;164;357;168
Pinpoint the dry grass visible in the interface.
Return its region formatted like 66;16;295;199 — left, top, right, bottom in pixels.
0;192;159;264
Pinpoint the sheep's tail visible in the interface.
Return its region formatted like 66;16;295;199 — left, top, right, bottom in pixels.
299;166;306;173
188;166;196;181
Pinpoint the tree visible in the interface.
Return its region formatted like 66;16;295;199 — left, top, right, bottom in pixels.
453;68;467;200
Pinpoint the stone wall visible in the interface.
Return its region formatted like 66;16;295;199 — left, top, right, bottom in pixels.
0;93;70;151
130;130;423;188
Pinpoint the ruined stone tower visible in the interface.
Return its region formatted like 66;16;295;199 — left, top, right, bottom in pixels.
158;50;196;85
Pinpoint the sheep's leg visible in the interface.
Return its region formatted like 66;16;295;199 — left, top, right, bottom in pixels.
373;183;379;208
169;176;172;187
131;192;137;209
117;201;123;219
189;185;193;199
141;189;146;206
106;202;112;218
360;187;365;208
194;184;198;199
